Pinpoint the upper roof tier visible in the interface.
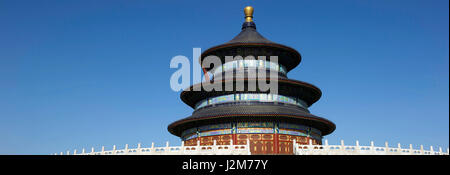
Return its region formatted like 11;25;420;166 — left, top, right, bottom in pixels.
226;22;273;44
227;6;273;44
200;6;302;72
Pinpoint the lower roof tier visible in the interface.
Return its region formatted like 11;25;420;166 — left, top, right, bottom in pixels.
180;121;323;141
167;103;336;137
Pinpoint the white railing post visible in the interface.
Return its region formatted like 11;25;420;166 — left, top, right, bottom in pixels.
420;145;424;155
385;141;389;154
324;139;329;152
91;147;95;155
356;140;360;152
246;138;251;155
213;140;217;154
181;141;185;153
125;144;129;155
73;149;77;155
439;147;443;155
370;141;374;154
60;152;63;155
197;140;200;153
292;139;297;154
151;142;155;153
101;146;105;155
164;141;169;154
137;142;142;154
112;145;116;155
180;141;185;154
409;144;413;155
430;146;434;155
164;141;170;152
66;150;70;155
82;148;85;154
340;140;345;151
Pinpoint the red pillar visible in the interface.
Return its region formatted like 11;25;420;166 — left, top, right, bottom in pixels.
274;133;279;154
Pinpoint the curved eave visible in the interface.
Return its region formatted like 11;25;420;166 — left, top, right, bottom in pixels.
168;105;335;137
180;78;322;108
168;104;335;137
199;42;302;72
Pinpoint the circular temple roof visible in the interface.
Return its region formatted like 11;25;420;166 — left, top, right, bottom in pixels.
180;78;322;108
167;103;336;137
199;12;302;72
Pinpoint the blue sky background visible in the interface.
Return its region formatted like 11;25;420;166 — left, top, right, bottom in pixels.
0;0;448;154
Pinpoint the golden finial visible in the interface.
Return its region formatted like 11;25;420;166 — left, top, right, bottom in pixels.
244;6;254;22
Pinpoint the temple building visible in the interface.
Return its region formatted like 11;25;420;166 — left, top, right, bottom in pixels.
167;6;335;154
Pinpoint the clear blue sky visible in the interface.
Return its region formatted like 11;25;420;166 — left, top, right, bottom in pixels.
0;0;448;154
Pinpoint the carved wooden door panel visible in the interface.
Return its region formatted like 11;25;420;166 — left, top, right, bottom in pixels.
250;141;264;154
279;142;287;154
279;142;293;154
264;141;274;154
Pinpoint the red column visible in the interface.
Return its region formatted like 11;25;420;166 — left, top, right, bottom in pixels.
274;133;279;154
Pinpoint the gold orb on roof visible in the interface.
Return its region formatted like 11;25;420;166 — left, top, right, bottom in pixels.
244;6;254;22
